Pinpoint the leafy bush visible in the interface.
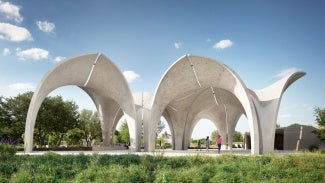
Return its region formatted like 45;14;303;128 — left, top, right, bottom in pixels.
0;144;16;161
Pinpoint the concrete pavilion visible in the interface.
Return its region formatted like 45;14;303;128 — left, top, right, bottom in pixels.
24;53;305;154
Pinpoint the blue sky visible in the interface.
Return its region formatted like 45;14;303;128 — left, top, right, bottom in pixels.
0;0;324;139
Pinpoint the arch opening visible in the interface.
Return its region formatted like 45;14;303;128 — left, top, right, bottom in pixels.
190;119;217;149
155;116;172;149
112;117;132;150
32;85;99;149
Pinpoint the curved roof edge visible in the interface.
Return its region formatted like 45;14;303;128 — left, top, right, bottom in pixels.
253;71;306;101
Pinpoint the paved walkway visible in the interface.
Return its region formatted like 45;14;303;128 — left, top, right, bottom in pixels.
16;149;296;156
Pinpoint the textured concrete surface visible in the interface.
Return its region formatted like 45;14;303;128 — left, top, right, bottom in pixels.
24;53;139;152
24;53;305;154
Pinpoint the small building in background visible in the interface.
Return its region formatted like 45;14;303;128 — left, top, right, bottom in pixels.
244;125;320;151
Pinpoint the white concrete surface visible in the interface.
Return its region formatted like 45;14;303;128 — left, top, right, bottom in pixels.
24;53;305;155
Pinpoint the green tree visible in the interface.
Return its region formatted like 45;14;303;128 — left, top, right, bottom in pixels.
233;131;243;142
113;130;121;144
0;92;80;146
79;109;101;146
35;96;79;146
48;132;61;147
289;123;303;127
0;96;12;139
314;107;325;141
119;120;130;143
66;128;83;146
1;92;33;142
156;120;166;137
211;130;219;142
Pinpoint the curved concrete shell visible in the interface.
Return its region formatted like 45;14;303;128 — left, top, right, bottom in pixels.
149;54;259;153
149;54;305;154
24;53;139;152
248;71;306;152
24;53;305;154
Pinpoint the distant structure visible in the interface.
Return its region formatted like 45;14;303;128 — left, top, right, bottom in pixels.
24;53;305;154
244;125;321;151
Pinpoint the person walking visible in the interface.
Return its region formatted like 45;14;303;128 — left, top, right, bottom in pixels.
217;135;222;154
197;139;201;151
205;136;210;152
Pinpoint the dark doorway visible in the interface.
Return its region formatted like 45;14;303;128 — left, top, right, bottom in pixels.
274;129;284;150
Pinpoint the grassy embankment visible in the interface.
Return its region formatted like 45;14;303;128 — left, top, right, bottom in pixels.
0;150;324;182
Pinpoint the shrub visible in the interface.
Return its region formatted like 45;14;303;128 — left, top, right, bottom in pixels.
0;144;17;161
187;155;214;166
308;145;319;152
210;172;241;183
320;148;325;154
10;166;57;183
0;137;18;146
154;168;178;183
141;155;162;172
165;156;189;168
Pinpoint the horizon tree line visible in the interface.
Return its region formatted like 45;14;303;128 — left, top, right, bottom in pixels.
0;91;324;148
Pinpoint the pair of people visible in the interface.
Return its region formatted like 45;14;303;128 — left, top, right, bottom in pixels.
204;135;222;153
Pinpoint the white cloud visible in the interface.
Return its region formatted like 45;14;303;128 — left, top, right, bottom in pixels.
16;48;49;60
36;20;55;33
213;39;233;49
0;23;32;42
123;70;139;83
53;56;66;63
0;0;23;23
8;82;35;91
274;67;300;78
174;42;182;49
206;38;211;42
2;48;10;55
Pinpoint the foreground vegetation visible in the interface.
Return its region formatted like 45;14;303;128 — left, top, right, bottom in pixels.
0;151;324;183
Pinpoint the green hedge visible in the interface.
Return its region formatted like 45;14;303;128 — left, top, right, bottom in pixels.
0;153;324;182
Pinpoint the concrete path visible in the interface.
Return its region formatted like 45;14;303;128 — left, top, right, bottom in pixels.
17;149;296;156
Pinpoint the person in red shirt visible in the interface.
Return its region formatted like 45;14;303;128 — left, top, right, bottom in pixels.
216;135;222;154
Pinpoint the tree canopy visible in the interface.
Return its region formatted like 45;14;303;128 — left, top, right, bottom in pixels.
211;130;243;143
314;107;325;141
0;92;80;146
0;92;33;143
78;109;101;146
233;131;243;142
118;120;130;143
35;95;80;146
211;130;219;142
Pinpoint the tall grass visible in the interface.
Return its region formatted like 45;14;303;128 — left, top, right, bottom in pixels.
0;152;324;182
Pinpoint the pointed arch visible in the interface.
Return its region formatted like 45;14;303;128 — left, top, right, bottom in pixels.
24;53;139;152
150;54;260;153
